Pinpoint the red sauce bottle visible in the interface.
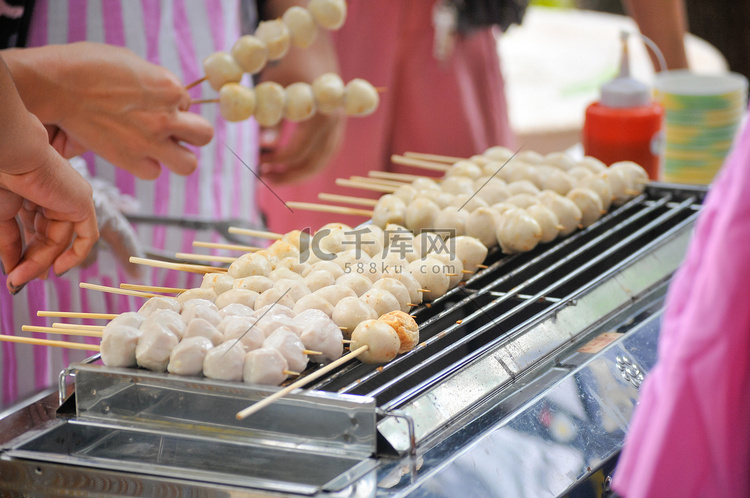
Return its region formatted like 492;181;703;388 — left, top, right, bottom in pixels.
582;33;664;180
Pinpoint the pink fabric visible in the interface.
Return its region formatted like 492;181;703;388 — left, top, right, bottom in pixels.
0;0;259;408
613;112;750;497
259;0;515;233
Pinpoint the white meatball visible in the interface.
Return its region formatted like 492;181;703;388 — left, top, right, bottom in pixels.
353;225;385;258
177;288;217;305
200;272;235;296
215;289;260;310
230;35;268;74
610;161;648;195
394;184;418;203
481;160;508;177
525;204;561;244
181;304;222;327
483;145;514;162
336;273;372;297
293;293;334;317
360;288;401;316
228;252;272;279
452;236;489;277
578;175;613;211
601;169;632;206
219;83;255;122
105;311;146;331
441;176;474;196
143;309;187;339
308;0;347;30
282;6;318;48
253;303;295;320
183;318;224;347
168;337;213;376
465;207;499;249
254;287;296;311
223;318;265;351
507;180;540;196
303;260;345;279
412;231;447;259
408;257;450;302
372;194;406;228
243;348;289;385
303;269;336;293
405;197;440;234
332;296;378;336
272;279;311;302
284;82;316;122
181;298;219;312
314;284;357;306
447;161;482;179
379;310;419;354
433;206;468;238
542;152;576;171
100;325;142;368
427;250;464;288
496;208;543;254
577;156;608;174
233;275;274;294
412;177;440;192
203;51;242;91
449;194;488;213
254;19;291;61
344;78;379;116
371;277;411;312
217;314;255;335
253;249;280;269
515;150;544;164
536;190;583;236
539;169;575;195
219;303;255;318
135;323;179;372
331;249;372;273
507;193;538;209
275;257;309;275
268;267;305;282
350;319;400;364
567;187;604;228
203;340;246;381
253;81;286;127
263;328;308;373
268;240;300;261
299;316;343;363
389;271;423;305
567;166;595;182
138;296;181;317
475;178;511;205
311;72;345;114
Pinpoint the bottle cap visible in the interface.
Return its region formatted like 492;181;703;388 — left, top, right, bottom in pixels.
600;32;651;108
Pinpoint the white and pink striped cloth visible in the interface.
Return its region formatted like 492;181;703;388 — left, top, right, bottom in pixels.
0;0;261;408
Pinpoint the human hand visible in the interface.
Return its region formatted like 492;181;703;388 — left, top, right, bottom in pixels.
0;139;98;292
4;42;214;180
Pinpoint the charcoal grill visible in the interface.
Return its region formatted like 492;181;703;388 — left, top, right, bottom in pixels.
0;182;707;497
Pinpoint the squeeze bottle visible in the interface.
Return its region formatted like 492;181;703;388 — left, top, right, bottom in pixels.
582;32;664;179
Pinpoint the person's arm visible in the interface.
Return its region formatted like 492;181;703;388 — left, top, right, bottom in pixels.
2;42;214;180
624;0;689;70
257;0;345;184
0;55;98;293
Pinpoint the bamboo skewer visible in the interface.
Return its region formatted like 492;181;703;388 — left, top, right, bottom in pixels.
285;201;373;218
348;175;407;187
175;253;237;264
0;335;100;352
335;178;397;193
403;151;466;164
80;282;160;298
190;98;219;105
22;325;103;338
52;323;105;331
193;241;261;252
236;345;369;420
391;154;451;172
367;170;433;183
318;193;378;207
38;311;118;320
227;227;283;240
185;76;207;90
129;257;227;274
120;284;188;294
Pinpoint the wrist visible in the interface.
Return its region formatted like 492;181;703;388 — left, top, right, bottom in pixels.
3;46;67;124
